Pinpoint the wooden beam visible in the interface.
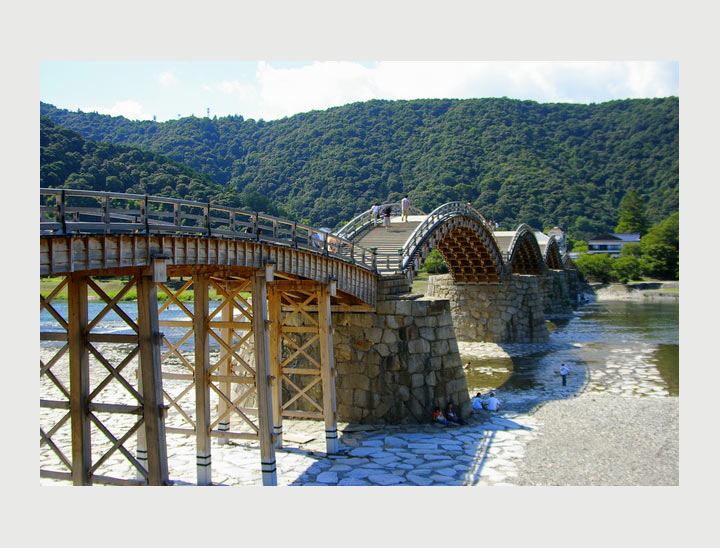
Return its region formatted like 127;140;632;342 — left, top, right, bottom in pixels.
318;284;339;454
67;273;91;485
193;273;212;485
217;292;232;445
137;269;169;485
268;283;283;448
252;266;277;485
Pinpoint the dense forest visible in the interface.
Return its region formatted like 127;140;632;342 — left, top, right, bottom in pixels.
40;96;678;232
40;117;290;217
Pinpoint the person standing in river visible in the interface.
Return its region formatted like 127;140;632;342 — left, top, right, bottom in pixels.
560;362;569;386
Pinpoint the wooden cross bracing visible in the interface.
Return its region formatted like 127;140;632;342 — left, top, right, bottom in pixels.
40;274;167;485
41;267;339;486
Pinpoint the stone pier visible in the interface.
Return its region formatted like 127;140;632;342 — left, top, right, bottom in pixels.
425;273;550;343
238;276;471;424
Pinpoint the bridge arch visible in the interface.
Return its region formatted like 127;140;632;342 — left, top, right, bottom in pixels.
506;224;546;275
543;236;564;270
404;207;504;284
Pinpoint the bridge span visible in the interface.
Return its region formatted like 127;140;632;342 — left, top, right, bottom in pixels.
40;189;574;487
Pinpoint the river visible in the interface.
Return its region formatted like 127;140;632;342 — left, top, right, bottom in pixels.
462;300;679;413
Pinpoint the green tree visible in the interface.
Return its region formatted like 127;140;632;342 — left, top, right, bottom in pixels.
619;243;643;258
642;212;678;249
420;249;448;274
572;240;588;253
570;217;607;242
640;243;678;280
615;189;649;235
611;256;642;283
574;253;614;283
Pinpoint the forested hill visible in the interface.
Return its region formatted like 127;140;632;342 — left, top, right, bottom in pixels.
40;117;246;208
40;97;678;233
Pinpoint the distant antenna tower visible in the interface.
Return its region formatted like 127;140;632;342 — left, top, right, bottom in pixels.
207;107;210;117
153;115;157;122
177;114;181;119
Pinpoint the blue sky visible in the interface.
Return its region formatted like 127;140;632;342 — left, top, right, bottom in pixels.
40;61;679;123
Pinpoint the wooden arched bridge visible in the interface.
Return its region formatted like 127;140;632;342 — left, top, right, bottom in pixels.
40;189;568;487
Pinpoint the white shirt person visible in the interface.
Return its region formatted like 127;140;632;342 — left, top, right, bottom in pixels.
485;392;501;411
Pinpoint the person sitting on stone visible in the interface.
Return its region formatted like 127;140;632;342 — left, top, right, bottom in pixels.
433;406;450;427
485;391;501;412
472;392;487;411
445;401;466;425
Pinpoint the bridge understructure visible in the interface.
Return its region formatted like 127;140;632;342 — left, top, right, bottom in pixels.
40;190;578;487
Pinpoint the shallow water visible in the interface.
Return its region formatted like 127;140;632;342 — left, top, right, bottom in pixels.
463;301;679;414
41;300;229;352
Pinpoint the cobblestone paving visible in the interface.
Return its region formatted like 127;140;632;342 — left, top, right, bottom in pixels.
40;333;676;487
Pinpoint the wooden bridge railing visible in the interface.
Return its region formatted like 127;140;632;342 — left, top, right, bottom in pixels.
335;202;426;242
40;188;378;273
397;202;492;272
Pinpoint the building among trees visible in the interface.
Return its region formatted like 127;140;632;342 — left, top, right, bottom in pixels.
587;233;641;257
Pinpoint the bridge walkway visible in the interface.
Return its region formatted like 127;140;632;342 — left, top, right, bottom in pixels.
353;216;424;273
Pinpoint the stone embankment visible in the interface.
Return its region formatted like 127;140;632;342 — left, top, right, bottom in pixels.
589;281;679;301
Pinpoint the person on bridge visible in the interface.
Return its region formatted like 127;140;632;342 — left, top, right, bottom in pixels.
382;205;392;230
485;392;501;412
401;195;410;223
371;202;381;225
559;362;569;386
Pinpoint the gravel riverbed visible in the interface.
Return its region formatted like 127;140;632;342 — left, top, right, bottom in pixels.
514;392;678;485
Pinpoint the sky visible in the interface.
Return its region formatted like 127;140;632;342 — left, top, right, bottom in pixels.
40;61;679;123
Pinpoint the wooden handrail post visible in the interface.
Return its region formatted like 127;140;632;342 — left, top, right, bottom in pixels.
58;189;66;234
370;247;377;272
102;195;110;233
142;195;149;234
205;202;211;237
173;202;180;232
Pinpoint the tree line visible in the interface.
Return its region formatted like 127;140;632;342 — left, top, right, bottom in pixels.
41;96;678;232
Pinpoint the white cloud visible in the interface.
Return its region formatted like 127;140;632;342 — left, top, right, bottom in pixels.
81;100;151;121
156;71;178;86
240;61;677;120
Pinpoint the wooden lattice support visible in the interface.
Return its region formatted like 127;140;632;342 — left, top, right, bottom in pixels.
269;278;340;454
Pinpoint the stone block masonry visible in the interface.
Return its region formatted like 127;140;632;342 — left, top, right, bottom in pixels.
235;280;471;424
425;273;551;343
332;296;471;423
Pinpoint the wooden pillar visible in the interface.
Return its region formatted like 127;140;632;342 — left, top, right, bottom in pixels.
137;265;169;485
135;373;148;479
217;296;232;445
193;273;212;485
267;283;283;448
318;279;339;454
67;273;91;485
252;263;277;485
